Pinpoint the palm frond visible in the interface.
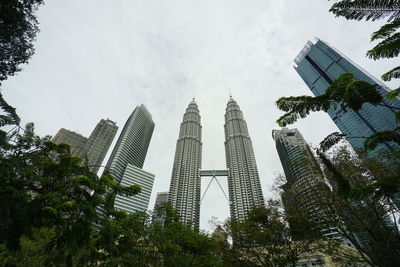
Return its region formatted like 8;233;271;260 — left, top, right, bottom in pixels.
371;18;400;40
367;32;400;59
382;66;400;81
330;0;400;21
386;87;400;100
319;132;346;152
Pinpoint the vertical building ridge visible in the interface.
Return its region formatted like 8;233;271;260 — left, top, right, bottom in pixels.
168;99;202;228
272;128;341;240
224;97;264;221
81;119;118;174
105;104;155;213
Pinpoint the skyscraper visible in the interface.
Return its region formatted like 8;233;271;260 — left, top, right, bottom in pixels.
168;99;202;228
53;119;118;172
272;128;340;239
80;119;118;173
294;39;400;156
154;192;169;209
152;192;169;224
105;104;155;213
52;128;87;156
224;97;264;221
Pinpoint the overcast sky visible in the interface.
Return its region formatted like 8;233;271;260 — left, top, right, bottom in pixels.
3;0;399;231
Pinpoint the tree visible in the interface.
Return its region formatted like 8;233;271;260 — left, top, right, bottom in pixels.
329;0;400;98
329;0;400;22
315;147;400;266
149;203;222;267
0;0;44;84
0;118;141;266
218;201;328;267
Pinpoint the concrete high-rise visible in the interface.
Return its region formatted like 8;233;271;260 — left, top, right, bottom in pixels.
105;104;155;213
154;192;169;209
294;39;400;156
272;128;340;239
53;120;118;174
80;119;118;173
52;128;87;156
168;99;202;228
224;97;264;221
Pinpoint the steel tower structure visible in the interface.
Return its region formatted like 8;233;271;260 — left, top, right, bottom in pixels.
168;99;202;228
224;96;264;221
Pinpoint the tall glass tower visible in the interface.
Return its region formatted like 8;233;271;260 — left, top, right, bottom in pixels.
81;119;118;174
168;99;202;228
224;97;264;221
294;39;400;156
105;104;155;213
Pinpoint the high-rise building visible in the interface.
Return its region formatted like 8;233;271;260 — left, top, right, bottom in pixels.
168;99;202;228
80;119;118;173
272;128;340;240
105;104;155;213
114;164;155;213
53;119;118;174
154;191;169;208
52;128;87;156
294;39;400;156
152;192;169;224
224;97;264;221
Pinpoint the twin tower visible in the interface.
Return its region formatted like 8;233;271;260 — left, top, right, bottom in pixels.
168;97;264;228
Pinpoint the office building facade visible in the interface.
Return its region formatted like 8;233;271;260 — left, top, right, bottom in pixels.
80;119;118;173
154;192;169;208
152;192;169;224
52;128;87;156
294;39;400;156
168;99;202;228
272;128;340;239
114;164;155;213
105;104;155;213
225;97;264;221
53;119;118;174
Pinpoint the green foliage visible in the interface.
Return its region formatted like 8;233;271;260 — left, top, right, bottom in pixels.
0;0;44;84
364;126;400;151
371;17;400;40
367;32;400;59
315;148;400;266
386;87;400;101
317;151;352;198
329;0;400;21
319;132;346;152
276;95;331;126
382;66;400;81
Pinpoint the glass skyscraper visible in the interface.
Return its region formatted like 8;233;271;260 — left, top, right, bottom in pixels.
105;104;155;213
294;39;400;156
80;119;118;173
